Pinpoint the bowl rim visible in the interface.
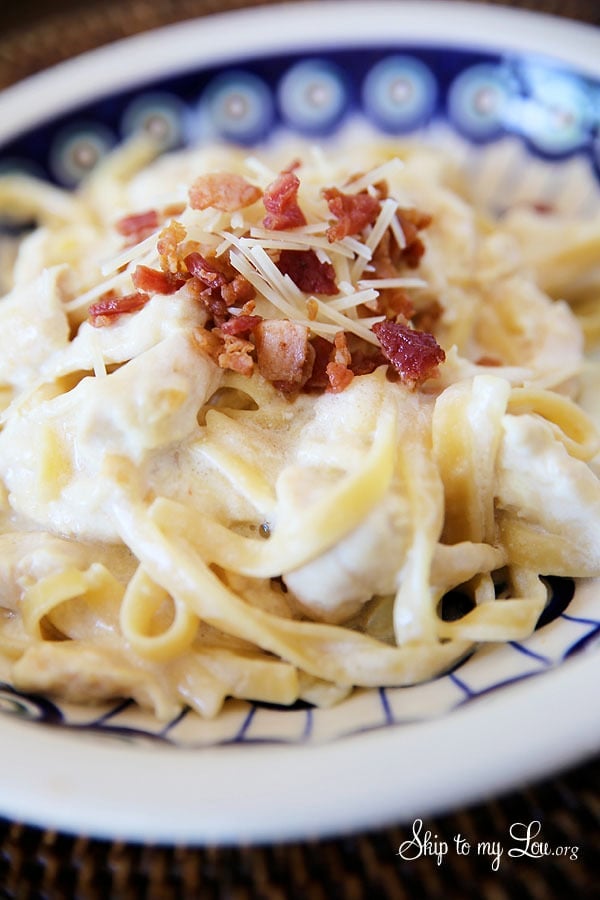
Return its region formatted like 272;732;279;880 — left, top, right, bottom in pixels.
0;1;599;146
0;0;599;844
0;648;597;844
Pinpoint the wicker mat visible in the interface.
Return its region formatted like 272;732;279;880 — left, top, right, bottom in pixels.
0;0;599;89
0;758;597;898
0;1;599;897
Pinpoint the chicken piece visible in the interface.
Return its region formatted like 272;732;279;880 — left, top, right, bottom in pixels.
0;266;69;395
254;319;315;392
283;490;411;624
40;286;208;385
0;331;221;541
496;413;600;573
72;331;220;459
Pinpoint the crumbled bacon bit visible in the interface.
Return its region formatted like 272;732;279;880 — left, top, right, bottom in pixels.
132;265;186;295
371;229;398;276
348;346;388;376
263;171;307;230
326;331;354;393
221;273;255;307
412;298;443;334
193;326;224;361
396;208;432;268
189;173;262;212
238;299;257;316
185;251;255;324
163;202;187;218
476;355;503;367
398;207;432;235
364;284;415;321
89;290;149;327
346;173;388;201
531;202;554;215
276;249;337;295
401;238;426;268
304;334;387;392
326;362;354;393
331;330;351;367
254;320;315;392
218;334;255;376
194;314;258;377
185;251;229;288
371;320;445;387
186;276;228;323
370;231;415;319
322;187;381;242
157;220;187;274
385;290;415;320
371;179;389;201
304;335;334;391
219;314;263;337
115;209;159;242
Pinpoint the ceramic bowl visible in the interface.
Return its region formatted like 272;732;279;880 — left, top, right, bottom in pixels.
0;1;598;843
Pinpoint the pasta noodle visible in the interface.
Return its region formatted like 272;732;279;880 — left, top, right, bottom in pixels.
0;135;598;720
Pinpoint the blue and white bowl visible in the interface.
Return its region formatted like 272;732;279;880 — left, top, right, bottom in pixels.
0;1;598;844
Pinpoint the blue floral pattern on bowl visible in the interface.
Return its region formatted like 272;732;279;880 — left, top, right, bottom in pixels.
0;574;597;747
1;47;599;186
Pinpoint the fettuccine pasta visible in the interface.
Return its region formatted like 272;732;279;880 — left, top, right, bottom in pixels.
0;135;598;720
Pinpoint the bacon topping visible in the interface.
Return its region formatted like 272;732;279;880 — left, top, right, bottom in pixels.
189;173;262;212
220;272;255;308
115;209;159;243
322;188;381;242
531;202;554;215
218;334;255;377
100;164;437;396
132;265;186;296
304;334;388;391
372;320;445;387
476;355;503;367
193;326;224;362
348;345;387;377
276;249;337;295
89;291;149;327
254;320;315;392
263;171;307;230
304;335;334;391
326;331;354;393
326;363;354;393
396;208;432;268
194;321;258;376
397;207;432;240
185;252;229;288
371;231;416;319
412;298;443;334
157;220;187;274
185;277;228;324
185;251;255;324
219;314;263;337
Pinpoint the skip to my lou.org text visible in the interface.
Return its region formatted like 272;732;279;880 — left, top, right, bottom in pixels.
396;819;579;871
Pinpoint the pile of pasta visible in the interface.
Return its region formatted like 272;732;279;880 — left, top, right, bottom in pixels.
0;135;598;720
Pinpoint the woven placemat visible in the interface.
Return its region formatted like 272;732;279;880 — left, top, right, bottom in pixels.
0;1;599;897
0;0;599;89
0;757;597;898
